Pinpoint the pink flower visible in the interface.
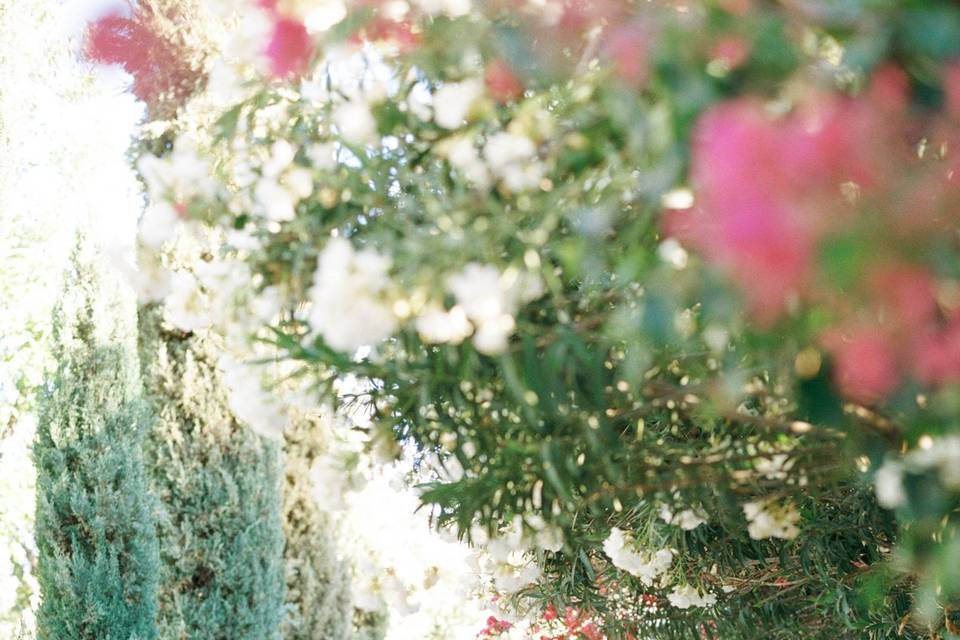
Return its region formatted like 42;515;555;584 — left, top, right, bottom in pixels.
913;319;960;385
669;100;817;324
868;64;910;114
485;59;525;103
603;22;650;87
944;62;960;120
265;18;313;78
709;36;750;69
866;263;938;334
86;12;176;105
826;328;900;403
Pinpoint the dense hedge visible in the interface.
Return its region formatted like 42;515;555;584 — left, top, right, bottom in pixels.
281;414;353;640
137;305;285;640
34;244;159;640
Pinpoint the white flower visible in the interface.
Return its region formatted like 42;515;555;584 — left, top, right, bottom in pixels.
412;0;472;17
491;556;540;593
524;515;564;552
471;315;516;355
303;0;348;32
433;79;483;129
667;584;717;609
659;505;708;530
874;461;906;509
128;249;172;303
406;82;433;121
657;238;689;269
307;238;398;352
306;141;338;170
262;139;296;177
905;435;960;490
754;453;794;480
310;443;369;512
483;131;543;192
448;263;513;324
447;263;516;355
254;177;296;222
438;135;491;189
484;131;536;167
333;100;378;145
137;137;217;203
445;263;543;355
742;499;800;540
219;356;289;439
415;305;472;345
163;271;211;332
138;201;180;249
602;528;673;586
284;167;314;199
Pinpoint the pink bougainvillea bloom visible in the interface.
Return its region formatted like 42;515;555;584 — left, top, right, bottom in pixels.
866;263;938;333
709;36;750;70
256;0;279;11
717;0;754;16
827;328;900;403
85;8;202;116
943;62;960;120
912;319;960;385
868;64;910;114
669;99;817;324
265;17;313;78
360;17;420;54
603;22;650;87
485;59;525;103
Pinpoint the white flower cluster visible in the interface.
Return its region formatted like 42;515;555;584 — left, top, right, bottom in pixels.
308;417;372;512
659;505;708;530
254;140;314;222
433;79;484;130
411;0;472;18
667;584;718;609
138;137;218;206
438;262;544;355
314;454;495;639
874;435;960;509
753;453;795;480
219;355;291;439
307;237;399;353
602;528;719;610
303;239;545;356
473;516;563;594
438;129;545;193
164;271;211;333
602;527;674;586
742;498;800;540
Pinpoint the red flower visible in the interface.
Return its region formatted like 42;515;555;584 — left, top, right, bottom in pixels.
85;6;205;117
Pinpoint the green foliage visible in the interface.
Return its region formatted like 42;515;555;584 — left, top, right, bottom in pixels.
132;0;960;636
281;415;352;640
137;305;285;640
34;243;159;640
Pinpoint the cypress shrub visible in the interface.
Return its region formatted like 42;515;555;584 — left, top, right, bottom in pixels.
281;414;353;640
34;244;159;640
137;304;285;640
